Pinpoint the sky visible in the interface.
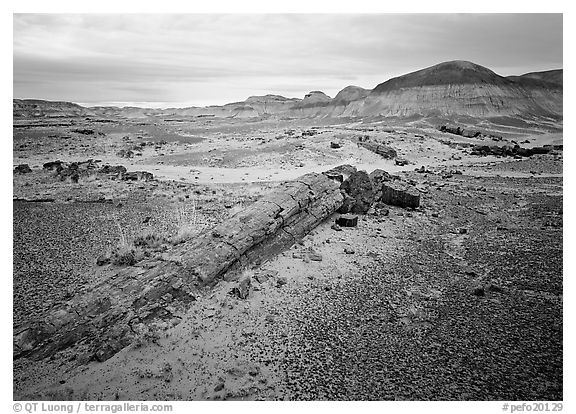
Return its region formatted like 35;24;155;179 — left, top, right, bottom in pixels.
13;13;563;108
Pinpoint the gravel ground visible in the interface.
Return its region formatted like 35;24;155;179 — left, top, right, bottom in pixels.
251;174;563;400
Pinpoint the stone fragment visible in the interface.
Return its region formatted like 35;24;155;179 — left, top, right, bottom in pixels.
336;214;358;227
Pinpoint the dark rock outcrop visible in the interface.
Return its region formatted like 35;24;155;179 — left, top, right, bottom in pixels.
470;144;551;157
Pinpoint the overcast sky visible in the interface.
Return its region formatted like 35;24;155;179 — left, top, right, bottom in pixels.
13;14;563;108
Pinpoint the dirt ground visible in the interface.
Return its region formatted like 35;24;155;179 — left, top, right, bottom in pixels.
12;116;563;400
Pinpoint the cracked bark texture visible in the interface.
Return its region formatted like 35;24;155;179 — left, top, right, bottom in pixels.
14;171;343;362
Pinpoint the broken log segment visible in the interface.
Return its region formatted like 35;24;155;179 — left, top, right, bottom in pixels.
358;142;397;159
14;172;344;362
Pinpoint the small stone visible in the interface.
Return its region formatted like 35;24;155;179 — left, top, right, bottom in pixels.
276;276;288;287
309;253;323;262
96;253;111;266
230;275;251;299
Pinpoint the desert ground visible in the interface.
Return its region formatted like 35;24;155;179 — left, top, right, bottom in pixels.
13;114;562;400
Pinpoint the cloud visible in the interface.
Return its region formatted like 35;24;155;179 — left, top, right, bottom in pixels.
13;13;563;106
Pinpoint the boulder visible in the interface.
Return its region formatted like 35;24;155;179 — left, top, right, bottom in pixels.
369;169;394;200
339;170;374;214
379;180;420;209
14;164;32;174
43;160;65;171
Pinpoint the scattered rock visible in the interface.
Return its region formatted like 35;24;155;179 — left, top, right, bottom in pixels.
230;275;251;299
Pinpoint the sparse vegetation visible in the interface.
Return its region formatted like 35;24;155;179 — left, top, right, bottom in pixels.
171;199;203;245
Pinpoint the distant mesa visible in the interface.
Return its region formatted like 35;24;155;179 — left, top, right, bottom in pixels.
332;86;370;105
13;60;562;121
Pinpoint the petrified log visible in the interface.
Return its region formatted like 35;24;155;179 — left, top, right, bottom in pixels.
336;214;358;227
358;142;397;159
181;172;343;284
379;181;420;209
14;171;343;362
370;169;420;209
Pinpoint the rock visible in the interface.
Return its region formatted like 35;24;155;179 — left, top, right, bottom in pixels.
379;181;421;209
43;160;65;171
277;276;288;287
99;165;127;176
488;284;503;293
96;252;111;266
122;171;154;181
336;214;358;227
331;223;343;231
414;166;432;174
307;248;323;262
395;158;409;166
230;275;251;299
369;169;394;199
358;142;397;159
330;142;342;149
254;270;277;284
340;170;374;214
323;164;357;183
116;149;135;158
337;193;357;214
14;164;32;174
472;287;485;297
214;382;225;392
72;128;95;135
344;247;355;255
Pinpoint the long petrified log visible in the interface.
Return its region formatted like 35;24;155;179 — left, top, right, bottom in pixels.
358;142;397;159
14;172;343;362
